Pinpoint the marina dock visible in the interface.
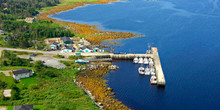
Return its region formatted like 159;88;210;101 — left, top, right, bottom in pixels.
110;47;166;87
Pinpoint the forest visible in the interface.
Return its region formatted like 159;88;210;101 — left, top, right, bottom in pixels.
0;0;74;49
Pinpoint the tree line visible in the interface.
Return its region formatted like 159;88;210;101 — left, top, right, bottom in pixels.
0;0;74;49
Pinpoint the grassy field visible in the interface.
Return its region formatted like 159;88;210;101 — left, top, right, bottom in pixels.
40;0;98;12
0;66;34;71
0;67;98;109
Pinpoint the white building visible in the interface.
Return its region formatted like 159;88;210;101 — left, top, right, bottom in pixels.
12;68;34;80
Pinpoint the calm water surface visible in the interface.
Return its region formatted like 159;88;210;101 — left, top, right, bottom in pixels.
51;0;220;109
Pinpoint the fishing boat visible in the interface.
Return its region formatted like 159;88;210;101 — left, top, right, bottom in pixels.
149;61;154;67
138;57;144;64
149;58;153;62
150;76;157;85
133;57;139;63
138;67;145;75
150;68;155;73
151;72;156;76
75;59;89;64
145;67;150;75
143;58;149;65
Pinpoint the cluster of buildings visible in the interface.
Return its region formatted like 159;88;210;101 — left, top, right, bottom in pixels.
48;36;104;53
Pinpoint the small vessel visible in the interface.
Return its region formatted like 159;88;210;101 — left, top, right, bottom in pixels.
151;72;156;76
150;76;157;85
143;58;149;65
75;59;89;64
149;58;153;62
133;57;139;63
145;67;150;75
138;57;144;64
150;68;155;73
149;61;154;67
138;67;145;75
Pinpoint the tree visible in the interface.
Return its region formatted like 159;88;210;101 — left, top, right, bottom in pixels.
0;80;7;89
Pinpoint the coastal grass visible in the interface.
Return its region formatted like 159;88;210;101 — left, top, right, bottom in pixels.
40;0;98;12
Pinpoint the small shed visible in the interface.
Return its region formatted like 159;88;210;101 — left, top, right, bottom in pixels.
3;89;11;98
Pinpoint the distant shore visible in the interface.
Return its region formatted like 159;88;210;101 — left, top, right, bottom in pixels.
38;0;142;45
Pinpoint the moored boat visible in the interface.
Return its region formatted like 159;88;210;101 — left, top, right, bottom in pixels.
150;76;157;85
138;67;145;75
151;72;156;76
145;67;150;75
75;59;89;64
138;58;144;64
149;61;154;67
133;57;139;63
150;68;155;73
143;58;149;65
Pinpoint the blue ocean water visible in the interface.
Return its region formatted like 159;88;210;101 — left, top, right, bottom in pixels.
51;0;220;109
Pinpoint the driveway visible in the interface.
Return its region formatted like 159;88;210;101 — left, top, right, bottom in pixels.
0;71;10;76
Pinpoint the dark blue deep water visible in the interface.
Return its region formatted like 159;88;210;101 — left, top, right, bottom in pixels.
51;0;220;109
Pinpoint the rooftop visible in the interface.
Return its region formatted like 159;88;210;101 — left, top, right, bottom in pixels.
14;105;33;110
12;68;32;75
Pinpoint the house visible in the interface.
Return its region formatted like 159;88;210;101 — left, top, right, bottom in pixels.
12;68;34;80
79;46;92;53
0;29;4;35
61;36;72;44
92;46;104;53
61;45;75;53
3;89;11;98
50;42;60;50
14;105;33;110
25;17;35;23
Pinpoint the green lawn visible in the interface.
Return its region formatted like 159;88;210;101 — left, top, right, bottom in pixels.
0;73;15;89
0;67;98;110
20;74;37;88
0;66;34;71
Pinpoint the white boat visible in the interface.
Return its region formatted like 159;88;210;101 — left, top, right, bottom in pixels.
150;76;157;85
151;72;156;76
133;57;139;63
149;58;153;62
143;58;149;65
149;61;154;67
138;58;144;64
138;67;145;75
150;68;155;73
145;67;150;75
75;59;89;64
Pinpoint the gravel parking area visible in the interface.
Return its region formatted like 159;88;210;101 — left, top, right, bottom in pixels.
18;55;70;69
